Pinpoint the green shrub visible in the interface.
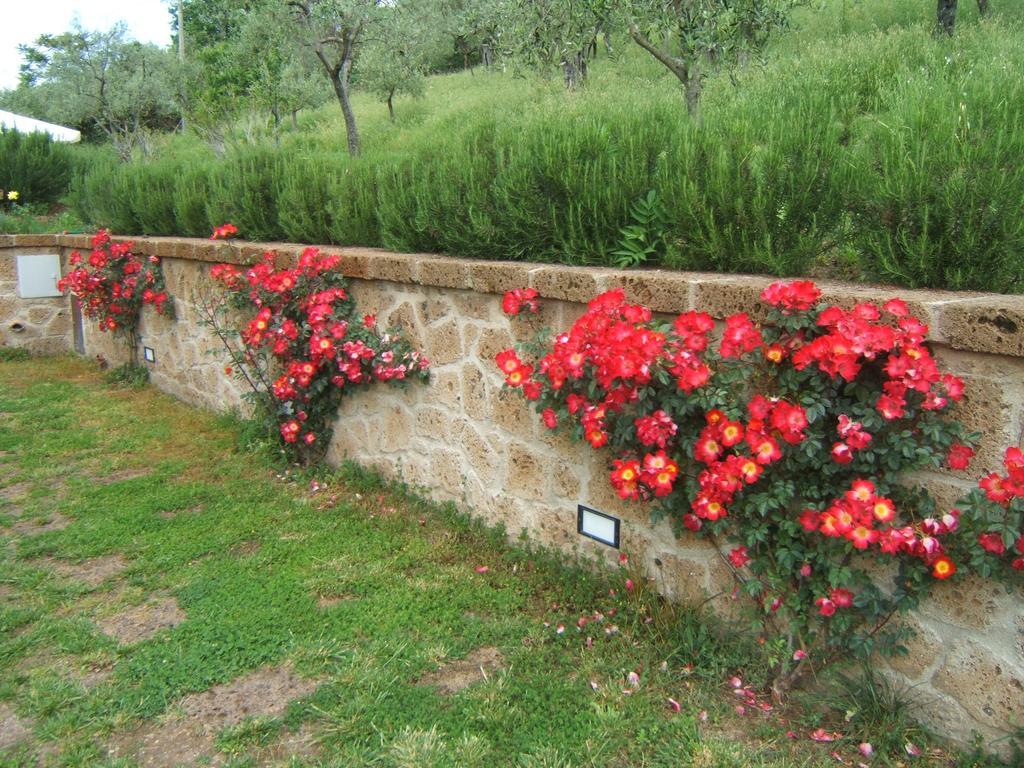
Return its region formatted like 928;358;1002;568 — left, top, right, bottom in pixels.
844;27;1024;292
172;163;214;237
205;146;284;242
63;13;1024;293
0;129;72;206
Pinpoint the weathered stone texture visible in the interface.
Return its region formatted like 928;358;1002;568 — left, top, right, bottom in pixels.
0;252;71;354
4;237;1024;752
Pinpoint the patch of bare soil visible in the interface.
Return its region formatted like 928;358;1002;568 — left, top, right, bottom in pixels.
8;513;71;538
107;664;320;768
44;554;128;587
417;646;505;695
157;504;204;520
95;468;152;485
230;539;261;557
0;482;30;502
98;597;187;644
0;703;32;751
315;593;356;609
107;719;218;768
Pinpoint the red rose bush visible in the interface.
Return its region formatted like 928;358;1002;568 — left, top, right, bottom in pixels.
58;229;169;360
205;231;429;462
496;281;1022;697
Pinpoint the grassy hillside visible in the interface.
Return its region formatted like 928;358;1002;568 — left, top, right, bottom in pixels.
69;1;1024;292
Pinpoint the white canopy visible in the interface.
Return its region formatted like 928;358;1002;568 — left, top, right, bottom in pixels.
0;109;80;143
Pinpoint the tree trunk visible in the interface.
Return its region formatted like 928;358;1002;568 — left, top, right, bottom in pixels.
976;0;989;15
481;44;493;70
562;51;587;90
328;59;360;157
628;23;702;123
291;110;299;130
387;88;395;121
937;0;958;35
684;67;702;125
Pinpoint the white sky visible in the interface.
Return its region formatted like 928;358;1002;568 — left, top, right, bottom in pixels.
0;1;173;90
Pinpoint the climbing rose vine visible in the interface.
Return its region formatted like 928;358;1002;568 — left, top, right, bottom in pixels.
206;231;429;462
57;229;169;360
496;282;1023;697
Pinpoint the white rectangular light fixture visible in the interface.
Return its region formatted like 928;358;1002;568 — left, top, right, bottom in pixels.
577;504;620;548
143;346;156;363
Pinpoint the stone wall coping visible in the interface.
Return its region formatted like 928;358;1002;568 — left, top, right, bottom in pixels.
3;233;1023;357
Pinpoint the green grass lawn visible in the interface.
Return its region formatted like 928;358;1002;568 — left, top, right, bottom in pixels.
0;356;995;767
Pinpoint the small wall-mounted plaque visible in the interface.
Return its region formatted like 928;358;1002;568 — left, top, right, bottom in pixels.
16;254;62;298
143;346;156;363
577;504;620;548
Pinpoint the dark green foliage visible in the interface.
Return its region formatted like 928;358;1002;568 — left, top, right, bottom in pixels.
65;15;1024;293
205;146;286;242
0;130;72;206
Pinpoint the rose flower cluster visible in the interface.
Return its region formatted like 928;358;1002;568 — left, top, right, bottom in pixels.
58;229;168;335
496;280;1022;683
210;245;429;455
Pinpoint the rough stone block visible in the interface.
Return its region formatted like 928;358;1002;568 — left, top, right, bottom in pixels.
534;505;578;550
530;266;606;305
337;250;371;278
368;252;416;284
490;389;535;440
418;296;454;326
428;448;464;497
385;301;423;346
0;257;14;280
425;319;463;366
938;297;1024;357
451;293;497;321
475;326;513;364
932;641;1024;732
460;424;499;484
508;299;565;342
884;618;945;681
415;256;471;289
12;234;58;247
693;278;771;322
461;363;489;420
380;403;413;452
431;369;462;409
612;271;694;314
923;574;1004;630
469;262;533;296
506;442;547;501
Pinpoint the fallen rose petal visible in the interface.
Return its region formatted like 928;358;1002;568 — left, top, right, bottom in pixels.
590;680;599;691
667;697;681;713
698;710;708;722
627;671;640;688
474;566;489;573
793;649;807;661
786;730;797;739
858;743;873;757
556;624;565;635
905;742;921;757
735;705;746;716
830;751;845;763
810;728;839;742
729;676;743;688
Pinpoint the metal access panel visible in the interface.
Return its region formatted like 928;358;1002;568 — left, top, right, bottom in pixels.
16;254;62;298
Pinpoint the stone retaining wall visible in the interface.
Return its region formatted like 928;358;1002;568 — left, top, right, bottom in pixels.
2;233;1021;751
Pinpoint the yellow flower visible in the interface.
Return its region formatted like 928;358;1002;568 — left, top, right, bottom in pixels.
6;190;18;201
